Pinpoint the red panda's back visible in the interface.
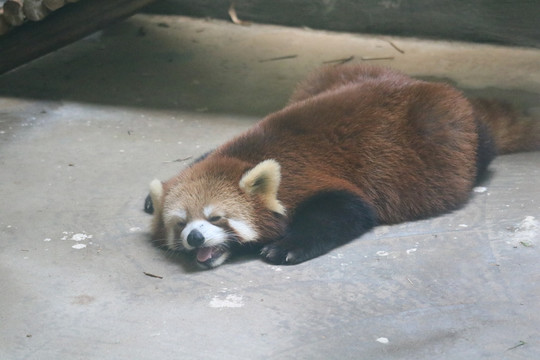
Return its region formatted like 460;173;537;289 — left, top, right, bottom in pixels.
220;73;479;223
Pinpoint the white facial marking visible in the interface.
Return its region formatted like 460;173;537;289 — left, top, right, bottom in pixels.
163;209;190;249
166;209;187;223
206;250;229;268
228;219;258;242
166;226;176;249
203;205;215;219
181;220;226;249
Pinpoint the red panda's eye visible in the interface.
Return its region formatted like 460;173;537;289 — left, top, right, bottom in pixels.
177;221;186;228
209;216;222;223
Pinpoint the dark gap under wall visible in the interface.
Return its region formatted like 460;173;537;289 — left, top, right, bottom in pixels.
145;0;540;48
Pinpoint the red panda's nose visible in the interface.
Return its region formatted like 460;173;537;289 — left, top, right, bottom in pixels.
187;229;205;247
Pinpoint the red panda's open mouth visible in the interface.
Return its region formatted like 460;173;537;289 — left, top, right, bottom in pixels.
196;247;215;262
196;246;226;266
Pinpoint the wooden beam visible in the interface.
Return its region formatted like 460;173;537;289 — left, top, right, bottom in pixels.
0;0;158;74
3;0;25;27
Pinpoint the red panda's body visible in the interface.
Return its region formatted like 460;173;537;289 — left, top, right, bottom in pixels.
146;65;539;268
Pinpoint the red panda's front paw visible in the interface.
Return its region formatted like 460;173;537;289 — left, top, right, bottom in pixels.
260;242;302;265
260;237;321;265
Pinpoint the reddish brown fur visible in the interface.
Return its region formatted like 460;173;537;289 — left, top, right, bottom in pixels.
471;98;540;153
156;64;539;248
161;157;286;244
188;66;479;225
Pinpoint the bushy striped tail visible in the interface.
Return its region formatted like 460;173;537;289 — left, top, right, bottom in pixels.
471;99;540;154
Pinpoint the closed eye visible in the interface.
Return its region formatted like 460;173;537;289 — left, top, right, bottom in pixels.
209;215;222;223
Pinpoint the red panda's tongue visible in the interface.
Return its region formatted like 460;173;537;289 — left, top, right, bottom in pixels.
197;247;213;262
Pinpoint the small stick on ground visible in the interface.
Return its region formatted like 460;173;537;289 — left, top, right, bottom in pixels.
143;272;163;279
323;56;354;65
507;340;526;351
163;156;193;163
386;40;405;54
361;56;394;61
259;55;298;63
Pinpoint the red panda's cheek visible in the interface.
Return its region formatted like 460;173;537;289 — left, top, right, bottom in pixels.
227;219;258;242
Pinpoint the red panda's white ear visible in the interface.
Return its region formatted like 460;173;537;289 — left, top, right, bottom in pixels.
239;159;286;215
149;179;166;237
149;179;164;212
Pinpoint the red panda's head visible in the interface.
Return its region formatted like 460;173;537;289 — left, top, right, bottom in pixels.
149;158;286;268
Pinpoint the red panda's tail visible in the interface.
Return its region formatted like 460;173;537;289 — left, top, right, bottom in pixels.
471;99;540;154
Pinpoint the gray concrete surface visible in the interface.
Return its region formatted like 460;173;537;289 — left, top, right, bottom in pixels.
0;15;539;360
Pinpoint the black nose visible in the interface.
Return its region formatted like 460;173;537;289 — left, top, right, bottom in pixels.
187;229;205;247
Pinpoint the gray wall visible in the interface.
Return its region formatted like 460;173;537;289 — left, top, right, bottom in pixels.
146;0;540;48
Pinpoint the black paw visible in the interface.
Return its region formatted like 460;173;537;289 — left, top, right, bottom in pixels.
260;240;309;265
261;190;377;265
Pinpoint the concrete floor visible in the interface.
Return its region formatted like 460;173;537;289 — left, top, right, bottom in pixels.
0;14;539;360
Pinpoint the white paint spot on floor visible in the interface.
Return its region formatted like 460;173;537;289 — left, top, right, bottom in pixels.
43;238;51;242
473;186;487;193
270;266;282;272
376;337;389;344
129;227;142;232
60;232;93;248
72;233;92;241
376;251;389;257
209;294;244;308
458;224;468;228
517;216;538;231
406;248;417;255
507;216;539;247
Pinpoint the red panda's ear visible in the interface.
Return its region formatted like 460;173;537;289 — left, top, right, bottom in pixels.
149;179;164;212
239;159;286;215
149;179;166;236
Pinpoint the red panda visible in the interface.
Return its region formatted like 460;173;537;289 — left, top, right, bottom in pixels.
145;64;540;268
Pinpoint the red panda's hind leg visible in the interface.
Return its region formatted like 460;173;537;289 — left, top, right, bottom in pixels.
261;190;377;265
